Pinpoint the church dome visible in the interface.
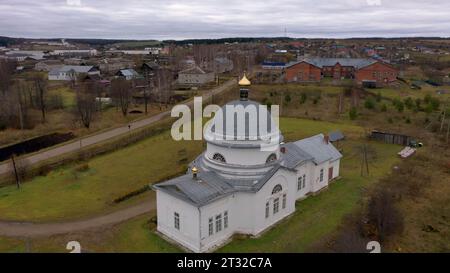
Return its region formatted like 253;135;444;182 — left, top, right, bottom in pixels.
207;100;279;141
199;76;283;174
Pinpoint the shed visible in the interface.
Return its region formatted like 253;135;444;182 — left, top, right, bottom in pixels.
329;131;345;142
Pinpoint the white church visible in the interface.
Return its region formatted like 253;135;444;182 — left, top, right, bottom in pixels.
153;75;343;253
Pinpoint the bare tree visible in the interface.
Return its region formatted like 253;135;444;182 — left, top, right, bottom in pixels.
154;68;173;109
15;80;31;130
32;75;48;123
142;69;154;115
75;82;97;129
367;190;404;242
0;59;16;95
111;78;132;117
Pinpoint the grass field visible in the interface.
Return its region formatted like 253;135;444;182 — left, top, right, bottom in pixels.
0;116;401;252
0;129;203;222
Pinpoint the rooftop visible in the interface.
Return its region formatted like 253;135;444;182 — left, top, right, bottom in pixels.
286;57;378;69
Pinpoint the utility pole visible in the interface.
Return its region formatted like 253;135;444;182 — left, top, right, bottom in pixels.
440;109;446;133
11;154;20;189
360;144;370;177
447;120;450;144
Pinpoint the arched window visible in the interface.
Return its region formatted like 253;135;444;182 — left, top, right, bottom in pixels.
212;153;226;163
272;184;283;195
266;153;277;163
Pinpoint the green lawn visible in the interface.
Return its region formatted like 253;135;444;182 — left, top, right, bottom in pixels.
0;130;203;222
0;237;25;253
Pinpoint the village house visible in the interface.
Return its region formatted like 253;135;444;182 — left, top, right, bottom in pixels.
115;68;140;80
153;76;342;253
35;60;63;72
4;50;45;62
51;49;97;57
97;58;135;74
213;57;234;73
48;65;100;81
284;58;398;86
178;66;215;86
142;61;160;74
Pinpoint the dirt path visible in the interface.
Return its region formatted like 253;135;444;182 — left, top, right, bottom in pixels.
0;200;155;237
0;79;236;176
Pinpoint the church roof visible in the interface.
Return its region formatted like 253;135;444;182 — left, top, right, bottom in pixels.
154;160;287;207
293;134;343;164
280;142;314;169
153;134;342;207
153;172;236;206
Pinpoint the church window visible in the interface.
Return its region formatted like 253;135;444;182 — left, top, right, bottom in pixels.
282;194;287;209
208;218;213;236
320;169;324;182
303;174;306;188
265;202;270;218
272;184;283;195
273;198;280;214
224;211;228;229
215;214;222;233
266;153;277;163
212;153;226;163
297;176;303;191
174;212;180;230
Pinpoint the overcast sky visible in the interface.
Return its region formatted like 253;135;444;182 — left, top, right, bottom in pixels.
0;0;449;40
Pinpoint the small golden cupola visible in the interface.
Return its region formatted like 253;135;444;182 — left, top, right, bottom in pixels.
192;166;199;179
239;73;251;101
239;73;251;86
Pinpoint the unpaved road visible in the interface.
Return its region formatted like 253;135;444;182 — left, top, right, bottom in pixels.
0;79;236;176
0;200;155;237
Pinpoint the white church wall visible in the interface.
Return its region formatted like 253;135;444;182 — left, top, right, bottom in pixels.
198;194;236;252
250;169;296;235
295;162;311;200
156;190;201;252
329;159;340;180
311;161;331;193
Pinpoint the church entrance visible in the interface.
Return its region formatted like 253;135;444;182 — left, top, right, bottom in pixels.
328;167;334;182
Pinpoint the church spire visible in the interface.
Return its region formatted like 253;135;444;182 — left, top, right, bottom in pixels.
239;73;251;101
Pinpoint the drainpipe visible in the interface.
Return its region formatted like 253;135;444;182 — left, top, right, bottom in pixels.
198;206;202;252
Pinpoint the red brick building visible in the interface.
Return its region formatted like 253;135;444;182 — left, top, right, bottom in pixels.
354;61;398;86
285;61;321;82
284;58;398;86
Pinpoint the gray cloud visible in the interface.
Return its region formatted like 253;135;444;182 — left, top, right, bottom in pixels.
0;0;449;39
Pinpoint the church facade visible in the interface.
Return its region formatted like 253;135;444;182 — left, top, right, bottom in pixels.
153;76;342;253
